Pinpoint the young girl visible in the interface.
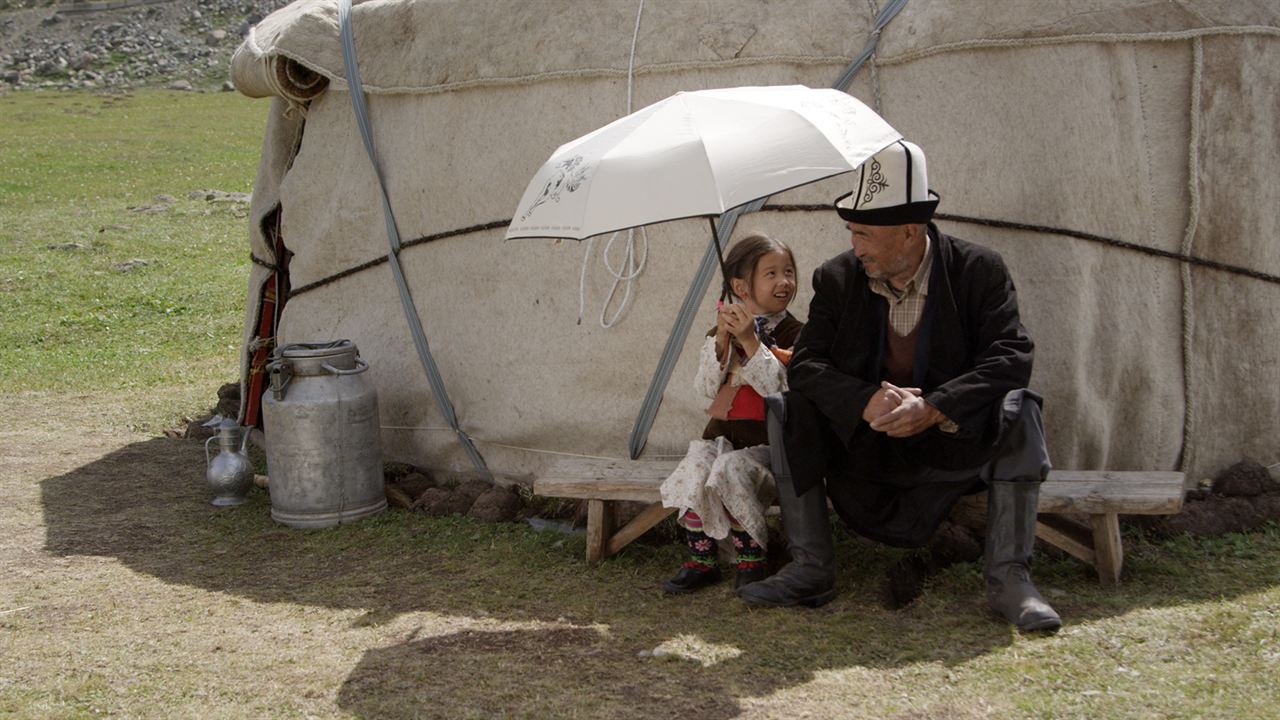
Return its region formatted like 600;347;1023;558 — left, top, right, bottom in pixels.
659;234;802;593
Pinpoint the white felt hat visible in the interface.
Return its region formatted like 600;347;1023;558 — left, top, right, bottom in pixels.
834;140;940;225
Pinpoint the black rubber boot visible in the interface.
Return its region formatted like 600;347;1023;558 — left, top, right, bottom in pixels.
663;525;722;594
984;481;1062;632
733;562;769;590
731;527;769;589
663;564;723;594
737;395;837;608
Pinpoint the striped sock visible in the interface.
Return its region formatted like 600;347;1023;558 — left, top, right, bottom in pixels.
682;512;717;571
729;520;764;569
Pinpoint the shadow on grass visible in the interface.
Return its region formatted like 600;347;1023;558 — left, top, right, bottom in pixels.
40;437;1280;719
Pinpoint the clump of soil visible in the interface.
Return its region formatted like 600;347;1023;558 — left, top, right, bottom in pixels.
928;520;983;567
419;488;474;517
1141;460;1280;538
454;478;491;505
162;381;243;439
468;487;522;523
881;521;983;610
214;382;240;419
382;465;532;522
397;471;435;498
1213;460;1279;497
884;554;933;610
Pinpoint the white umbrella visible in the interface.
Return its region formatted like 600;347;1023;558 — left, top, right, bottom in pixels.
505;85;901;296
506;84;900;237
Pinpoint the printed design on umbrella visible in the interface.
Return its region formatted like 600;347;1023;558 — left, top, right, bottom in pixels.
520;155;592;221
799;98;866;157
862;159;888;204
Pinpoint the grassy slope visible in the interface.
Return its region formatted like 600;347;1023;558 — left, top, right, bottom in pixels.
0;91;1277;719
0;90;264;428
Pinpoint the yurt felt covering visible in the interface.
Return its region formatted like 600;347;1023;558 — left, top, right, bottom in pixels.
232;0;1280;482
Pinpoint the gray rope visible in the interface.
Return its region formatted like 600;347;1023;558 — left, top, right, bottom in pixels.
284;207;1280;296
1177;38;1203;474
626;0;910;459
337;0;492;480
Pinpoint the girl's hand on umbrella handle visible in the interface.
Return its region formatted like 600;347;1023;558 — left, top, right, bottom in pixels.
714;307;732;361
722;303;750;334
722;304;761;358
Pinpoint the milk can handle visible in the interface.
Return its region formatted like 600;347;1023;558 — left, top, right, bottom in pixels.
322;359;369;375
267;358;293;400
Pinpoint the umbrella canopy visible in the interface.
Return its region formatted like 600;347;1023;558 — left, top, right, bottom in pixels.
504;85;901;241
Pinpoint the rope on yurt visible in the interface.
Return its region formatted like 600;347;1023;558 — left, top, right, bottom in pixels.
863;0;884;113
334;55;855;97
577;0;650;329
1177;37;1203;474
876;25;1280;66
625;0;911;460
336;0;492;480
304;24;1276;99
757;205;1280;285
287;219;509;297
282;206;1280;299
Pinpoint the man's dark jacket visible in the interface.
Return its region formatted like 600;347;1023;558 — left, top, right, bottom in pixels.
783;224;1035;546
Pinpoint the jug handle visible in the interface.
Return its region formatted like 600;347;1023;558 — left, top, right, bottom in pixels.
322;359;369;376
267;359;292;401
205;435;217;466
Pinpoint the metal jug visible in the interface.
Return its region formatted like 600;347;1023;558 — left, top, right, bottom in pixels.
205;418;253;507
262;340;386;528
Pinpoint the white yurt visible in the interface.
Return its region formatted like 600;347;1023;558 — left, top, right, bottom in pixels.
231;0;1280;483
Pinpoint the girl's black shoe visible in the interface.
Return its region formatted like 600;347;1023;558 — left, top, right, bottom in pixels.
734;562;769;589
662;564;723;594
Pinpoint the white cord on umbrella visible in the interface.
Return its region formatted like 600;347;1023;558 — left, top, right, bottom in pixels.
577;0;648;327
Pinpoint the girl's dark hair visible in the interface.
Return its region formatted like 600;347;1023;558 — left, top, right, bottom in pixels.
724;233;796;293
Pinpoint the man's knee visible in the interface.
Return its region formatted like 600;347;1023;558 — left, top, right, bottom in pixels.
988;389;1050;482
1001;388;1041;420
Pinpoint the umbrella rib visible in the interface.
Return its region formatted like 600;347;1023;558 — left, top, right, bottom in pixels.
683;95;732;216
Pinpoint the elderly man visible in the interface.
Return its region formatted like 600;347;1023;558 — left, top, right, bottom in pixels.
738;141;1060;632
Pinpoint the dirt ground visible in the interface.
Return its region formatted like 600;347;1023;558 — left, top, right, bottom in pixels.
5;391;1280;720
0;391;576;718
0;391;825;718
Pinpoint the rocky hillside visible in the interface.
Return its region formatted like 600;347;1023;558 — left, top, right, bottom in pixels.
1;0;292;91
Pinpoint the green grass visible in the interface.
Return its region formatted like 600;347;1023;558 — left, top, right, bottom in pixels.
0;90;267;427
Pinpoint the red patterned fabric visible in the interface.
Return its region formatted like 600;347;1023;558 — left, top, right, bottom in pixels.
242;215;290;429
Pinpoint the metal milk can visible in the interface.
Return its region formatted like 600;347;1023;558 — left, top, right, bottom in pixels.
205;418;253;507
262;340;386;528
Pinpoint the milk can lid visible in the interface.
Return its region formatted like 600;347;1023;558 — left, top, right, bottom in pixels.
275;339;358;360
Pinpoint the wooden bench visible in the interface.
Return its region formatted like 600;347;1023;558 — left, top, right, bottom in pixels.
533;458;1186;584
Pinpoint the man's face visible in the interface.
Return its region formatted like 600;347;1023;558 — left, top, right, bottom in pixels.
846;221;919;285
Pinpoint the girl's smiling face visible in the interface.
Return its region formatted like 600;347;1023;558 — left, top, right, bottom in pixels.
731;250;796;315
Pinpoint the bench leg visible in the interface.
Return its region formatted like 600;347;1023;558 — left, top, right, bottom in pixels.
1090;512;1123;584
1036;514;1095;566
605;503;674;557
1036;512;1124;584
585;499;614;564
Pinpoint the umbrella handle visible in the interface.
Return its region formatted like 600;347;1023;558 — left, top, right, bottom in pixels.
709;217;732;302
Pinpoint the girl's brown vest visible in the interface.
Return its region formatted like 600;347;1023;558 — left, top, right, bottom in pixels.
701;313;804;450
